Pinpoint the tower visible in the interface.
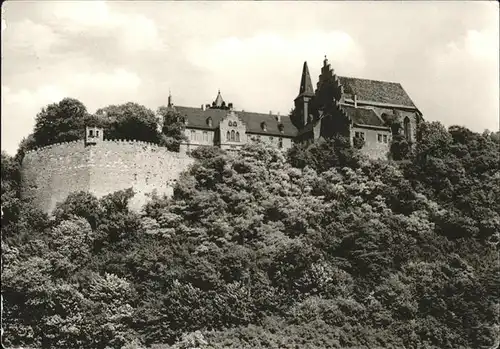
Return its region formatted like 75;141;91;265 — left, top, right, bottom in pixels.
85;126;104;145
209;90;230;110
168;90;173;108
294;61;315;128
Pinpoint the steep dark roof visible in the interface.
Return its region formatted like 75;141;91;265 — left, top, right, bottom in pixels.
213;90;224;107
342;105;386;127
297;61;315;98
174;106;298;137
338;76;416;107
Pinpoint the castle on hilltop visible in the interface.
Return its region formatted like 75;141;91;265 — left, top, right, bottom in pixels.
21;57;423;213
169;56;423;159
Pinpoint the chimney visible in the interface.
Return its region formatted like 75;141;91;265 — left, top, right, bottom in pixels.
276;112;281;122
201;104;205;111
269;110;272;115
353;94;358;108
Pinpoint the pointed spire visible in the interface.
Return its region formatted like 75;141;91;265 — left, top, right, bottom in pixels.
214;89;224;107
298;61;315;98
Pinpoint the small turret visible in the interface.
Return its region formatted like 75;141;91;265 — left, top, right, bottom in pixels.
85;126;104;145
209;90;232;110
214;89;224;108
168;90;173;108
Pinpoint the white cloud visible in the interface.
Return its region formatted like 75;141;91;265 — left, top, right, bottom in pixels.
1;1;498;155
464;29;498;61
2;19;58;56
1;68;143;155
424;29;499;131
49;1;166;53
1;84;66;154
184;31;365;114
73;68;141;92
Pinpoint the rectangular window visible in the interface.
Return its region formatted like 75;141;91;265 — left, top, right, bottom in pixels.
378;134;383;143
355;131;365;140
203;131;208;142
383;135;388;143
96;130;99;137
191;130;195;141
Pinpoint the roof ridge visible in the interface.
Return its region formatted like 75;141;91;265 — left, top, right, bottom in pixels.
339;75;402;85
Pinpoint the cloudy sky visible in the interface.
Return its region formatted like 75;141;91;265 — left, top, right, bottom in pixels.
1;1;499;154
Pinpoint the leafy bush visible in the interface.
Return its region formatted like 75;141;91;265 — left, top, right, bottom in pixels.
2;123;499;348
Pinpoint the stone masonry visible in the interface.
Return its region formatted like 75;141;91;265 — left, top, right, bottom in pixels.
21;139;194;214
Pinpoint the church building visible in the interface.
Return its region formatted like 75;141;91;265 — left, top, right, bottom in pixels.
168;57;423;159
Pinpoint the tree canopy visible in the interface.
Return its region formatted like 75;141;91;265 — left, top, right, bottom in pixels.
2;121;499;349
157;106;188;152
95;102;161;143
32;98;93;147
17;98;193;161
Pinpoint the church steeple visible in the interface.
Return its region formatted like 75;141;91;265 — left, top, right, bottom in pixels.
297;61;315;98
294;61;315;128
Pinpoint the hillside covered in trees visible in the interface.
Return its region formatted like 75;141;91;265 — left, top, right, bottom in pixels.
1;99;499;348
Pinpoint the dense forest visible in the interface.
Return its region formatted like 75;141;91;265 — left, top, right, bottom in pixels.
1;98;499;348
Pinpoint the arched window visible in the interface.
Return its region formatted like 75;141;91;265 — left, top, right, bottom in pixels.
231;130;235;141
89;130;94;137
233;122;237;127
228;121;233;127
236;132;240;142
404;117;412;141
226;131;230;141
206;117;212;127
261;122;267;131
96;130;99;137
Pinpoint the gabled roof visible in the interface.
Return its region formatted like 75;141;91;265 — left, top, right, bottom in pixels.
174;106;298;137
341;105;386;127
338;76;416;107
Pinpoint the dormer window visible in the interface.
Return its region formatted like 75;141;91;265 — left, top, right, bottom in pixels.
278;123;284;133
261;122;267;132
207;117;213;127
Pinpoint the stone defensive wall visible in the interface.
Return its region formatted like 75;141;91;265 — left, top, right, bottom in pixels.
21;140;195;214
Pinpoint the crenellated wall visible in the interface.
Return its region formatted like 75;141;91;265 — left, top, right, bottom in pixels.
21;140;194;214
